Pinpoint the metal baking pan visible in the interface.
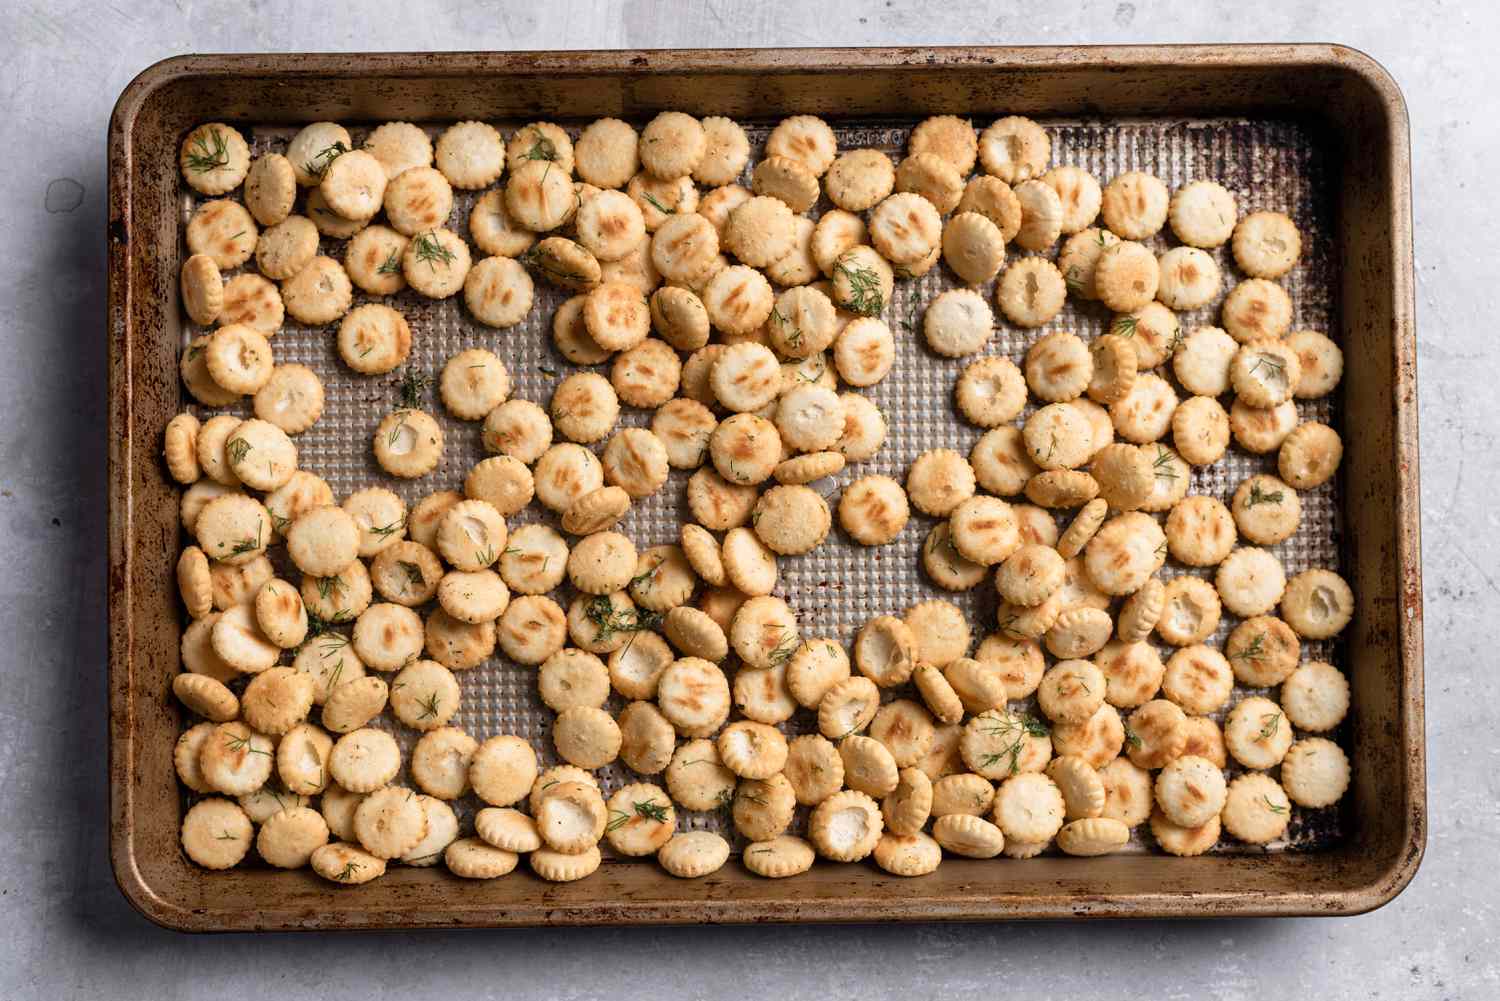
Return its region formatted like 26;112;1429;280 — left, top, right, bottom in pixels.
107;45;1423;930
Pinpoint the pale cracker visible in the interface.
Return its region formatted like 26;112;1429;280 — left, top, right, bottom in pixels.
996;256;1066;327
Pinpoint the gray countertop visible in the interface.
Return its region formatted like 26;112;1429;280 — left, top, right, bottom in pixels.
2;1;1491;998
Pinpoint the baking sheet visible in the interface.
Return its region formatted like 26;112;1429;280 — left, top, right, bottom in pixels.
180;115;1344;858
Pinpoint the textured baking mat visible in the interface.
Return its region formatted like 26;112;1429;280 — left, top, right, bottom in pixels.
181;115;1344;858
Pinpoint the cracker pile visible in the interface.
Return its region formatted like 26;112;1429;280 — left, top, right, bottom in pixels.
168;113;1352;883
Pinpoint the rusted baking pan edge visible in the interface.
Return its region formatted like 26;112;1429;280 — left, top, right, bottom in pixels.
107;45;1421;930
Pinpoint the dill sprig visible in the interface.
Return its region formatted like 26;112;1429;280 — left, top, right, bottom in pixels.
315;574;346;603
634;799;670;823
1064;265;1087;298
1245;482;1284;508
628;562;660;593
771;306;803;348
376;247;403;275
767;630;800;668
397;371;430;409
976;714;1050;775
585;594;662;643
1152;446;1180;481
304;610;353;647
641;192;673;216
411;231;456;270
398;560;426;590
332;859;364;882
323;656;346;695
226;436;252;466
1262;796;1289;815
1233;632;1266;662
416;691;442;721
386;412;412;447
519;128;559;162
1112;314;1139;338
228;519;263;558
1257;711;1283;740
1250;352;1287;378
519;246;589;286
303;141;350;180
834;260;885;317
225;733;271;757
927;529;965;576
900;300;921;334
370;517;406;539
606;799;671;832
795;359;825;384
184;128;230;173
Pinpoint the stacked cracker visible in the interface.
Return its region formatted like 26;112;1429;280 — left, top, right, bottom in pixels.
167;112;1351;883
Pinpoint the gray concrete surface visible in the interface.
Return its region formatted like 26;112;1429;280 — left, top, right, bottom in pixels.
0;1;1492;998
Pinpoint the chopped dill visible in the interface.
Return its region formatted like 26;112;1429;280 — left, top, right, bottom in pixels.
833;259;885;316
184;128;230;173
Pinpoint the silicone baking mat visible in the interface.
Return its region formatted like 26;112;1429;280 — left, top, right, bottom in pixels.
180;115;1343;855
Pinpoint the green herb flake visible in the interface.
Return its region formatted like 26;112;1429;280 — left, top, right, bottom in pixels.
833;259;886;317
397;371;431;409
519;128;559;162
184;128;230;174
370;517;406;539
766;630;800;668
225;733;271;757
411;231;457;270
1245;481;1285;508
1257;711;1283;740
1064;265;1087;297
376;247;403;275
975;713;1050;775
226;436;252;466
584;594;662;644
641;192;674;216
227;519;264;558
1152;446;1180;481
398;560;426;590
1249;352;1287;379
771;305;803;347
1233;632;1266;662
303;141;350;180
